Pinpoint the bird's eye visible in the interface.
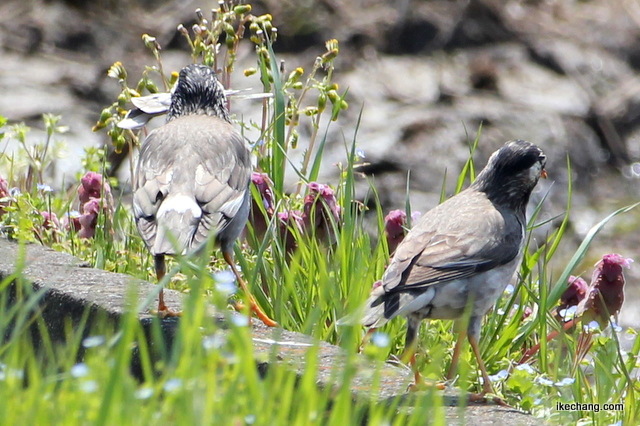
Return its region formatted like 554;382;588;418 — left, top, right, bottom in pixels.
538;153;546;164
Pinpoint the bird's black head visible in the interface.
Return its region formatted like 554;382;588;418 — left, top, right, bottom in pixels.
167;64;230;122
472;140;547;212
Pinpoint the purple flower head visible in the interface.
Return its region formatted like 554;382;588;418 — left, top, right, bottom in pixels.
278;209;304;231
277;209;304;253
560;276;589;308
78;198;110;239
302;182;341;244
40;211;60;230
384;209;407;254
62;211;82;232
384;210;406;238
595;253;633;282
585;253;632;324
78;172;112;205
0;175;9;217
251;172;275;213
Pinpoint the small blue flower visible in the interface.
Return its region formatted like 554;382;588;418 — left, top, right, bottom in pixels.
610;320;622;332
80;380;98;393
583;320;601;333
535;377;553;386
515;364;535;375
135;387;154;400
555;377;575;387
504;284;515;295
82;335;106;348
231;313;250;327
489;369;509;382
370;331;390;348
70;363;89;378
37;183;53;193
163;378;182;392
559;305;578;321
203;333;226;351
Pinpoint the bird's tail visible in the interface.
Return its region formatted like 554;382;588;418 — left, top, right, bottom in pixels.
152;194;202;255
337;285;392;328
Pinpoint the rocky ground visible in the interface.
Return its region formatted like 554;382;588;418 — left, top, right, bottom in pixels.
1;0;639;328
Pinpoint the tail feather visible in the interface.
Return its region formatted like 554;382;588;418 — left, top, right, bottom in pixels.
340;286;436;329
152;195;202;255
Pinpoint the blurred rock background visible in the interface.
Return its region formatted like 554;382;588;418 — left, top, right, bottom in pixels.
1;0;639;330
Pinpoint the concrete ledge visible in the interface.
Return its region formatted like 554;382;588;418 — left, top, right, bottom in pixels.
0;238;537;424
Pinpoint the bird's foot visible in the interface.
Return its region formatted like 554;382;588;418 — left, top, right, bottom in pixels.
468;392;511;407
406;379;446;393
232;300;278;327
150;307;182;318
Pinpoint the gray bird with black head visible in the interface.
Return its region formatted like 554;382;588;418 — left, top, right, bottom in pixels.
360;140;547;401
133;64;276;326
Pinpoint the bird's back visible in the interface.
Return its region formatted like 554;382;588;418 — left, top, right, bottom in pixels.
133;114;252;256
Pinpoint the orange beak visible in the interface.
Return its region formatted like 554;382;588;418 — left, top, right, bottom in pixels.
541;169;548;179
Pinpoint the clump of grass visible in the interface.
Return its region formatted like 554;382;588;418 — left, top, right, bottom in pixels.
1;1;640;424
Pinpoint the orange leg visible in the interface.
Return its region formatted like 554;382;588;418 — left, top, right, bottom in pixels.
223;251;278;327
447;329;467;381
154;254;181;317
468;335;509;407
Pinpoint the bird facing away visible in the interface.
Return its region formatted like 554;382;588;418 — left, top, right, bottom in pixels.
133;64;276;326
360;140;547;400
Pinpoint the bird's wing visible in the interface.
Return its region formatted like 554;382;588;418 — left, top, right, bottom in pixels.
133;115;251;252
381;191;524;294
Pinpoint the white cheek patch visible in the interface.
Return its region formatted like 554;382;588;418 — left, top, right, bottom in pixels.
529;162;543;180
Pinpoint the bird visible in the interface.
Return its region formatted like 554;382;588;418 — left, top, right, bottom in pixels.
359;140;547;400
132;64;277;326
